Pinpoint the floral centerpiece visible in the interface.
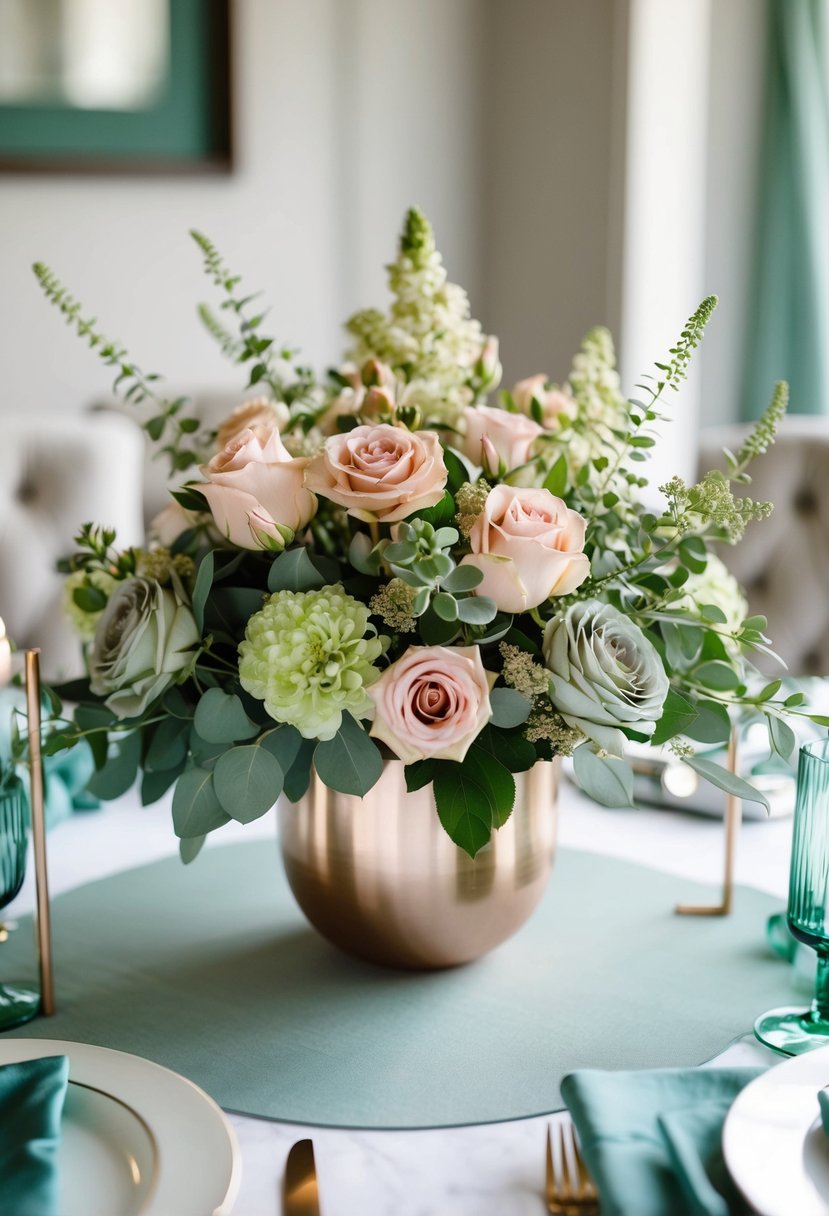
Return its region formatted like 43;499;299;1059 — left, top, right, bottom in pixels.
33;209;826;864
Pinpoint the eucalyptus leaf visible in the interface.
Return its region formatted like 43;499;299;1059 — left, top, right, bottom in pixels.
767;715;796;762
171;766;231;838
86;730;141;800
652;689;698;747
141;763;182;806
260;725;303;775
685;754;770;813
314;713;383;796
572;744;635;808
145;717;189;772
283;738;315;802
191;551;214;633
213;745;284;823
488;688;532;729
683;700;732;745
432;592;459;622
695;661;741;692
179;835;206;865
193;688;259;744
268;547;327;593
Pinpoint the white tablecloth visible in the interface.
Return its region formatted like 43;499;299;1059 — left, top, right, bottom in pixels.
14;781;788;1216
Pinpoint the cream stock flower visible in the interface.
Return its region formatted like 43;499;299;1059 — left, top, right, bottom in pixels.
458;405;543;476
461;485;590;613
368;645;495;764
305;423;447;522
199;426;317;551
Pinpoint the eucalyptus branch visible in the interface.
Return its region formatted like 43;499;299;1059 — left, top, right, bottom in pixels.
32;262;211;473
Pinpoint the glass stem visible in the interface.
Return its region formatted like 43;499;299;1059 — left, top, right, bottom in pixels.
813;955;829;1023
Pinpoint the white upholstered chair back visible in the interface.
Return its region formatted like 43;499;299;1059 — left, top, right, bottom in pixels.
0;414;144;680
698;417;829;676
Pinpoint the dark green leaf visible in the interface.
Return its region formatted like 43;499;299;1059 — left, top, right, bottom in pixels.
543;454;567;498
268;547;328;593
179;835;206;864
191;551;214;633
145;717;189;772
474;725;536;773
86;730;141;800
72;585;108;613
432;764;494;857
141;763;182;806
407;490;456;528
683;700;732;744
314;713;383;796
283;738;315;802
213;744;284;823
443;448;472;493
695;661;741;692
193;688;259;744
652;689;699;746
260;725;303;775
405;759;435;792
171;766;231;838
418;607;460;645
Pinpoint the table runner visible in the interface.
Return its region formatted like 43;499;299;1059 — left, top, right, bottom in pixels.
2;841;794;1129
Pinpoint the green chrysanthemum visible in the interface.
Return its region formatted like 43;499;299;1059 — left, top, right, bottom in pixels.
238;585;383;740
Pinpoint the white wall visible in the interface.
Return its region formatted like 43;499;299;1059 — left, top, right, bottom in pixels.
0;0;487;418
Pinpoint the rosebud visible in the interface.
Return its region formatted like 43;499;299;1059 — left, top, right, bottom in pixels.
475;336;502;390
480;434;502;479
362;387;397;421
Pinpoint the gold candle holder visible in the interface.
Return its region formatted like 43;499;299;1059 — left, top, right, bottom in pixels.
24;649;55;1014
675;727;741;917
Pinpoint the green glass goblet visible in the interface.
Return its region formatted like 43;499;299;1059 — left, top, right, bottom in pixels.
756;738;829;1055
0;776;40;1030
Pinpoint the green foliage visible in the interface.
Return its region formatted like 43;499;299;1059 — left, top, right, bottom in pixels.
572;744;635;808
213;744;283;823
684;754;770;813
313;712;383;796
172;766;231;838
32;262;210;471
193;689;258;745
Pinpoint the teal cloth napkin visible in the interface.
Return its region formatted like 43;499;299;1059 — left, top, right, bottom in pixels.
560;1067;763;1216
0;1055;69;1216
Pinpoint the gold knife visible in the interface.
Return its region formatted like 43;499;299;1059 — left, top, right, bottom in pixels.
283;1138;321;1216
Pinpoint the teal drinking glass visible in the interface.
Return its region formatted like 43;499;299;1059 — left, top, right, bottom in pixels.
756;738;829;1054
0;776;40;1030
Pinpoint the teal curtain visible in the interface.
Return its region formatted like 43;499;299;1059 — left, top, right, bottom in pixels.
742;0;829;418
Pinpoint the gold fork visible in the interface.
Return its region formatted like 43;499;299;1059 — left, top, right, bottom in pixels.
546;1121;599;1214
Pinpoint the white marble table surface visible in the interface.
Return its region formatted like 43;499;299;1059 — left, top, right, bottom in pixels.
14;780;791;1216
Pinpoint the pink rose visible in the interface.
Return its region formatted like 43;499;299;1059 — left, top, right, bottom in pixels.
198;426;317;551
511;375;572;430
458;405;543;476
369;645;495;764
461;485;590;613
215;397;290;450
305;423;448;523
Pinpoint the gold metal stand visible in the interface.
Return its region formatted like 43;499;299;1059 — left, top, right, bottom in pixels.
24;649;55;1014
675;728;741;917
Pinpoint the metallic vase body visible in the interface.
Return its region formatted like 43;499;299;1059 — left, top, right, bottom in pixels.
278;759;559;969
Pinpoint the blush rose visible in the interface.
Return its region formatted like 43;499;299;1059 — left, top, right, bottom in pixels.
198;426;317;551
368;645;495;764
458;405;543;476
305;423;448;523
461;484;590;613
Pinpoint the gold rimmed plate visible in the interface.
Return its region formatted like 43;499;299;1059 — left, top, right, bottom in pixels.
0;1039;240;1216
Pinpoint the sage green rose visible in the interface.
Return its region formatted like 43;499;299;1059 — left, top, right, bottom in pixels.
543;600;669;755
90;577;200;718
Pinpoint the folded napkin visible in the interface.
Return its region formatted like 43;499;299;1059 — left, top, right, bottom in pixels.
0;1056;69;1216
560;1067;763;1216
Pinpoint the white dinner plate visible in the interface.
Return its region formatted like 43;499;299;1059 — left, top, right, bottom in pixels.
0;1039;240;1216
723;1043;829;1216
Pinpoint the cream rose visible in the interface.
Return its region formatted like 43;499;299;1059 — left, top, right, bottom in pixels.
461;485;590;613
369;645;495;764
458;405;543;476
215;398;290;450
198;426;317;551
305;423;448;523
511;375;572;430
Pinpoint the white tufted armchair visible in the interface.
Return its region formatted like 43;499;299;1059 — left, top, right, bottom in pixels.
698;417;829;676
0;413;144;680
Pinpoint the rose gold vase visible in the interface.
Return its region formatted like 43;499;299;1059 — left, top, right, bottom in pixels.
278;759;559;970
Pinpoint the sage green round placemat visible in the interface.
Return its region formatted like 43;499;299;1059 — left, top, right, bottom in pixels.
2;842;792;1129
